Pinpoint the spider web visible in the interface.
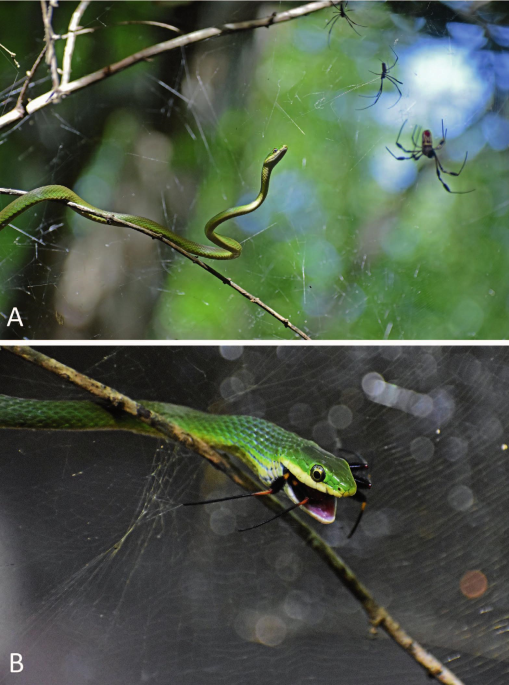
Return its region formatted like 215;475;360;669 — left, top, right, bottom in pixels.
0;345;508;685
0;1;508;340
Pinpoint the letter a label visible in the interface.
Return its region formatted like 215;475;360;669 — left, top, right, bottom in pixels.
7;308;23;327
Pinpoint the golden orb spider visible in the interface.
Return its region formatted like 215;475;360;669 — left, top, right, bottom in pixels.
326;1;366;43
386;120;475;194
357;47;403;110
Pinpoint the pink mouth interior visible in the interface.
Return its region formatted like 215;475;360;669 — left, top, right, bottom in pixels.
290;479;336;523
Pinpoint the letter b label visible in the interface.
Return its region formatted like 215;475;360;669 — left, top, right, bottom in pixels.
10;653;23;672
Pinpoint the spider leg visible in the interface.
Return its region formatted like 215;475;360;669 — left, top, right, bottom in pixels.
434;120;447;150
368;70;383;76
395;140;418;154
357;82;383;110
386;76;403;109
344;15;365;36
434;155;475;194
347;14;367;27
325;13;337;28
434;156;455;193
342;2;367;33
386;147;416;161
386;47;399;71
183;474;289;507
238;497;310;532
436;151;468;177
411;125;421;149
347;491;367;538
395;119;408;147
326;14;340;46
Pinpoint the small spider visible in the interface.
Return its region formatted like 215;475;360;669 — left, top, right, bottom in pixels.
326;1;366;44
357;47;403;110
386;120;475;194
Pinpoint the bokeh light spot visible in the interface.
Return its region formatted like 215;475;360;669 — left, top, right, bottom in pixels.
255;615;287;647
209;509;236;536
410;436;434;462
220;346;243;361
460;570;488;599
328;404;353;429
448;485;474;512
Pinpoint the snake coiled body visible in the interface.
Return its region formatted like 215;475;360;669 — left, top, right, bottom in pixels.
0;146;287;260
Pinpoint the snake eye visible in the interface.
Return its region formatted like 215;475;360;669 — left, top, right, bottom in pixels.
310;464;326;482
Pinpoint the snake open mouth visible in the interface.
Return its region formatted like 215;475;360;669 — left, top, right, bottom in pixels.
286;476;337;524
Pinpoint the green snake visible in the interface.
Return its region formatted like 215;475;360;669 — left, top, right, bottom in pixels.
0;394;363;526
0;146;288;260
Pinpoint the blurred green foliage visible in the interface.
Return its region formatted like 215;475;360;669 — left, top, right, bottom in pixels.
0;1;506;339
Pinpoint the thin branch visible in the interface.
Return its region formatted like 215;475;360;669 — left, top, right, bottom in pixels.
1;345;466;685
57;20;182;41
0;42;21;68
0;1;335;131
15;45;47;115
0;187;311;340
40;0;60;93
115;20;181;33
61;1;90;87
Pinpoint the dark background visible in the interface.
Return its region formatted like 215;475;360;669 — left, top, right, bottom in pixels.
0;345;507;684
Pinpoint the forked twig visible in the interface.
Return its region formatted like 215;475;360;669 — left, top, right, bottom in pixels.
40;0;60;93
0;1;335;131
0;42;20;68
0;187;311;340
1;345;465;685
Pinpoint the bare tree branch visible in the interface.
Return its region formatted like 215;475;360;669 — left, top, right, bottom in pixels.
0;187;311;340
57;20;182;42
1;345;466;685
15;45;47;115
40;0;60;94
51;20;183;44
61;1;90;87
0;1;334;131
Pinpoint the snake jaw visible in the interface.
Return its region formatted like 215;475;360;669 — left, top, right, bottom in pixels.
284;476;337;524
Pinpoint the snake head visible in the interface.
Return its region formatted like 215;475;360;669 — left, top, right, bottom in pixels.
280;441;357;524
264;145;288;168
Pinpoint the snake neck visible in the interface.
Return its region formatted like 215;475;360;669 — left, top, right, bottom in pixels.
152;404;289;485
204;163;272;247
